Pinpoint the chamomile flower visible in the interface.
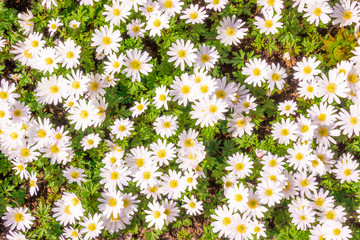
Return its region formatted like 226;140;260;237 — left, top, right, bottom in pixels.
35;75;66;105
227;112;254;138
100;165;131;190
180;4;208;25
293;56;322;81
256;180;284;207
127;19;146;39
226;183;249;213
333;156;360;183
271;118;298;145
140;0;160;19
134;165;162;190
290;206;316;231
317;69;349;104
98;190;124;218
257;0;284;13
153;86;171;110
205;0;228;12
149;139;176;166
286;142;313;172
81;133;101;151
308;102;337;126
296;115;317;142
266;63;287;91
195;44;219;70
332;0;360;27
294;171;318;198
91;25;122;55
254;11;283;35
146;12;170;37
297;79;319;99
242;58;270;87
216;15;248;46
68;99;99;131
79;213;104;240
130;97;150;118
103;0;131;25
35;47;59;74
2;206;34;232
182;195;203;215
278;100;298;116
225;152;253;178
65;69;90;99
228;214;254;240
111;118;134;140
144;201;166;230
190;96;228;127
324;221;352;240
122;48;153;82
304;0;332;26
167;39;197;71
63;166;87;186
153;115;178;138
211;205;234;238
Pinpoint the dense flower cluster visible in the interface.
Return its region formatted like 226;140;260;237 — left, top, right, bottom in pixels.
1;0;360;239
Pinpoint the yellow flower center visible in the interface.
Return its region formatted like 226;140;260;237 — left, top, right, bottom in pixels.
209;105;217;113
72;81;80;89
159;94;167;101
110;171;119;180
50;144;60;154
348;74;359;84
200;85;208;93
163;121;171;128
216;89;226;99
169;180;178;188
66;51;74;59
130;60;142;70
315;197;324;206
189;202;196;208
333;228;341;236
236;119;246;128
300;215;307;221
201;54;209;63
14;213;24;222
178;50;187;58
0;91;8;99
226;27;235;36
265;20;273;28
344;168;352;176
222;217;231;226
272;73;280;81
50;85;59;93
88;223;96;231
253;68;261;76
31;40;39;48
71;171;79;178
185;138;194;147
80;110;89;118
164;0;173;8
189;12;198;19
319;127;329;137
45;58;53;65
265;188;273;196
280;128;289;136
235;162;244;171
20;148;30;157
113;8;121;16
236;224;246;233
325;210;335;220
314;8;322;16
303;66;312;74
143;171;151;180
153;19;161;27
343;11;352;20
123;199;130;208
90;82;99;91
307;86;314;92
113;61;120;68
102;36;112;45
158;150;167;158
235;194;243;202
133;26;141;33
300;179;309;187
136;158;144;167
350;117;358;125
153;210;161;219
119;125;126;131
300;125;309;133
327;83;337;93
108;198;117;207
248;199;258;209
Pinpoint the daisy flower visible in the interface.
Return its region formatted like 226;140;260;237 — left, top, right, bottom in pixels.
0;79;19;104
246;189;268;219
110;118;134;140
6;231;27;240
256;180;284;207
103;0;131;25
161;170;186;199
314;124;341;148
81;133;101;151
122;48;153;82
226;183;249;213
286;142;313;172
69;20;80;30
317;69;349;104
296;115;317;142
91;25;122;55
29;171;39;196
293;56;321;81
167;39;197;71
153;85;171;110
127;19;146;39
68;99;98;131
332;0;360;27
56;38;81;69
62;166;87;186
254;11;283;35
159;0;183;17
215;77;238;107
333;155;360;183
149;139;176;166
180;4;208;25
242;58;270;87
228;214;254;240
216;15;248;46
271;118;298;145
205;0;228;12
169;73;197;106
294;171;318;198
146;12;170;37
35;75;66;105
257;0;284;14
35;47;59;74
182;195;203;216
153;115;178;138
140;0;160;19
130;97;150;118
194;44;219;70
266;63;287;91
225;152;253;178
48;18;63;36
24;32;45;55
162;199;180;225
2;206;35;232
337;104;360;137
278;100;298;116
324;221;352;240
18;9;34;34
297;79;319;99
100;165;131;190
134;165;162;190
177;128;203;156
65;69;90;99
98;190;124;218
211;205;234;238
227;112;254;138
190;96;228;127
104;53;124;75
304;0;332;26
79;213;104;240
144;201;166;230
290;206;315;231
308;102;337;126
